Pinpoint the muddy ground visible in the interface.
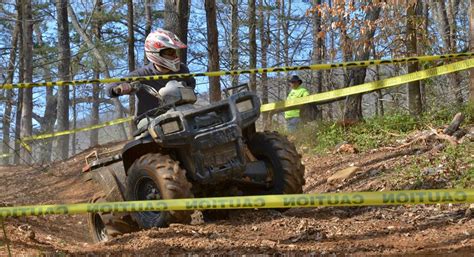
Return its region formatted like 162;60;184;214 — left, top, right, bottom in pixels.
0;136;473;256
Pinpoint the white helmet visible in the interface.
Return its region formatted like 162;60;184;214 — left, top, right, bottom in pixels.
144;28;186;72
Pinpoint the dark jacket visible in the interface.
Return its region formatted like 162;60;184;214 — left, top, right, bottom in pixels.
106;63;196;117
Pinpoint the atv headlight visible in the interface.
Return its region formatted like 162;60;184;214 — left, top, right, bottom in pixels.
160;120;181;135
236;99;253;113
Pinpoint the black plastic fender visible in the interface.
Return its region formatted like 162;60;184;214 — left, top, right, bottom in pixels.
121;134;160;173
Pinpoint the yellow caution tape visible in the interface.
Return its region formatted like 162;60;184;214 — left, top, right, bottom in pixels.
21;117;133;142
0;189;472;217
4;57;472;149
261;58;474;112
1;52;473;90
18;140;32;153
0;153;13;159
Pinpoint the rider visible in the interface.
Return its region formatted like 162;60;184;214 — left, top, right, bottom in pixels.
106;28;196;128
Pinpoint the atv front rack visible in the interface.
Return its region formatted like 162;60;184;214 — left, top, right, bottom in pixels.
81;143;126;172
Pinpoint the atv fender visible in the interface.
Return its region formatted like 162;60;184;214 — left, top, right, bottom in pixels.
122;134;160;173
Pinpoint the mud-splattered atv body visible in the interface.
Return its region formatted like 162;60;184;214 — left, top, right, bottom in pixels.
83;82;305;242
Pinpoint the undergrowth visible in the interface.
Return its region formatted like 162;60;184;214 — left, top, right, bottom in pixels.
281;103;473;189
391;142;474;189
288;103;473;154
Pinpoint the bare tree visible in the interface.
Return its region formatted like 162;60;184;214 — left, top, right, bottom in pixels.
144;0;152;65
14;0;24;165
205;0;221;102
33;24;57;162
1;16;20;165
434;0;463;104
56;0;71;160
282;0;292;96
470;0;474;103
164;0;190;63
258;0;269;128
90;0;103;147
343;3;380;122
248;0;257;92
406;1;423;116
230;0;240;88
127;0;137;137
68;3;128;139
310;0;323;121
20;0;34;163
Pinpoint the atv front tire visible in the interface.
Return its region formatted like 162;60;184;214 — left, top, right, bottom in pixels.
126;153;193;229
246;131;305;194
87;193;139;243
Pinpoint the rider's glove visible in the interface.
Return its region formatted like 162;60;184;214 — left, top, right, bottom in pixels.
113;83;134;95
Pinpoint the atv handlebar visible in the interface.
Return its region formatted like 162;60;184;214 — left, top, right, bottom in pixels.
129;82;161;99
114;81;161;100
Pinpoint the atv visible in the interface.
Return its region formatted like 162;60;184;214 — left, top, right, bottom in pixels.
82;81;305;242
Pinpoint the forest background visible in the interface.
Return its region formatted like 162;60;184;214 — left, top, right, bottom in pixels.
0;0;473;164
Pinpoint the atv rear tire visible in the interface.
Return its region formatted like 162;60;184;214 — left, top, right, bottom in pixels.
126;153;193;229
246;131;305;194
87;193;139;243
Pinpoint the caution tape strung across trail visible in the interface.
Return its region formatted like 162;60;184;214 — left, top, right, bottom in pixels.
0;189;473;218
1;52;473;90
21;117;133;142
261;58;474;112
15;58;474;145
13;117;133;153
0;153;13;159
2;55;473;155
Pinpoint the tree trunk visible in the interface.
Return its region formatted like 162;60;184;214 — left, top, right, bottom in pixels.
177;0;190;64
90;1;103;147
71;86;77;156
372;43;384;116
343;4;380;122
275;0;282;101
56;0;71;161
20;0;33;163
248;0;257;92
144;0;152;65
406;1;423;116
437;0;463;104
205;0;221;102
310;0;323;121
90;70;100;147
259;0;270;129
14;0;24;165
1;17;20;165
282;0;291;97
230;0;240;88
34;24;57;163
127;0;137;137
68;3;128;139
164;0;190;63
470;0;474;103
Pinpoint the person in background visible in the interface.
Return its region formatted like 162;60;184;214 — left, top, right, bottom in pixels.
284;75;309;132
106;28;196;129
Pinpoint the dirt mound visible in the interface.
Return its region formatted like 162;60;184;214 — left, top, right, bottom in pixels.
0;130;473;255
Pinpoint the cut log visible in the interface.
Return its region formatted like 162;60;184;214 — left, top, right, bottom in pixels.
443;113;464;136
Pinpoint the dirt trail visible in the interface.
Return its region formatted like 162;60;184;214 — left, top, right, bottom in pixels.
0;141;472;256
